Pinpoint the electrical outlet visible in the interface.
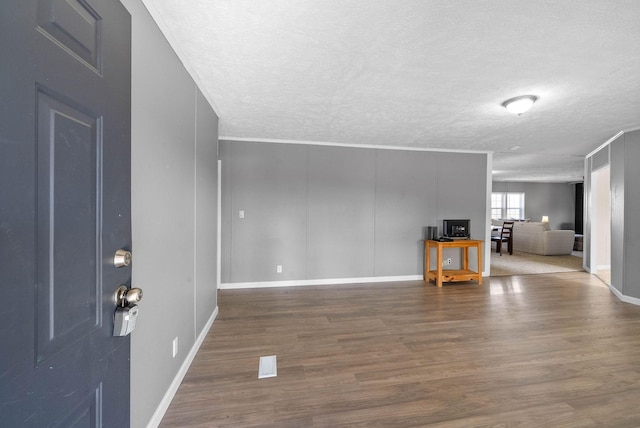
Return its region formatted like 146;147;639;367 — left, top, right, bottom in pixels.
276;265;283;273
172;337;178;358
239;210;245;219
446;258;452;265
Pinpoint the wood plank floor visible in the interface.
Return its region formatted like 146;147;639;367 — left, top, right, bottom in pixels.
159;273;640;427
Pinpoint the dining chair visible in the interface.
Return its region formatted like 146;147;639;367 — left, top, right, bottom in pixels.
491;221;514;255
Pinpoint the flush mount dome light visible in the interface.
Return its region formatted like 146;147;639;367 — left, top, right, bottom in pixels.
502;95;538;115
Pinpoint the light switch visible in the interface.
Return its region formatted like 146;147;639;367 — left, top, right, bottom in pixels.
239;210;245;219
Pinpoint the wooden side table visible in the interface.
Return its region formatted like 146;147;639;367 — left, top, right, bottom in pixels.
424;239;483;287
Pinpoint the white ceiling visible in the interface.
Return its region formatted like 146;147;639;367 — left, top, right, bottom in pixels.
142;0;640;182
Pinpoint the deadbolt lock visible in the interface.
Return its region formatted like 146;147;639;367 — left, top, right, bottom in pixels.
114;249;132;268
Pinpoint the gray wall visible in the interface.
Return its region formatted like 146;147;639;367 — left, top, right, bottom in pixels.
306;146;376;279
587;130;640;301
195;93;219;332
622;131;640;299
122;0;219;427
492;181;576;231
221;141;489;283
374;150;437;275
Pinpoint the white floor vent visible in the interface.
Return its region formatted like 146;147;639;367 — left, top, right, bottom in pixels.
258;355;277;379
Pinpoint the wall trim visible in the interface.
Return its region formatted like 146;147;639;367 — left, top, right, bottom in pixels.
222;275;433;289
221;275;425;289
609;285;640;306
217;160;222;290
219;136;491;155
586;131;623;159
585;126;640;159
485;152;493;275
145;306;219;428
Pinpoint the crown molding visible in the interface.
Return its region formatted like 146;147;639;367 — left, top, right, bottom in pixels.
219;136;492;155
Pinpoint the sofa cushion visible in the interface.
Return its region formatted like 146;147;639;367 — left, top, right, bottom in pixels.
515;221;550;231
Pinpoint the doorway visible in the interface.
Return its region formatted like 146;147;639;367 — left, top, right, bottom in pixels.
591;166;611;285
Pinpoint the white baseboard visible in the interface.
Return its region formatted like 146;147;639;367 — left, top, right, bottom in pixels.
220;275;424;289
145;306;219;428
608;285;640;306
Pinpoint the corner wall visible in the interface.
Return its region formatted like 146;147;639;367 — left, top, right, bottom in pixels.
586;130;640;303
221;141;490;284
121;0;219;426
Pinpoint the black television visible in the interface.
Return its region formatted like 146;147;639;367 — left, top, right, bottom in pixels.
443;219;470;238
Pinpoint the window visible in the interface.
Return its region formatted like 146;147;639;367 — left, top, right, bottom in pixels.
491;192;525;220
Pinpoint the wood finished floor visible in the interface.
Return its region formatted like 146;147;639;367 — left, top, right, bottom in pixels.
159;273;640;427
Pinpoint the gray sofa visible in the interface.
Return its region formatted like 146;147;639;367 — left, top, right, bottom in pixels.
492;220;575;256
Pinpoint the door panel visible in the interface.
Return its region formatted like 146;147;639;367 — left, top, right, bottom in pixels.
0;1;131;426
37;0;102;70
36;86;101;365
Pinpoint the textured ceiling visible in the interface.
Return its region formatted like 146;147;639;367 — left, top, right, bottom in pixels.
142;0;640;182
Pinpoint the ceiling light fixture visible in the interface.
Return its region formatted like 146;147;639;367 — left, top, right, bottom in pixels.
502;95;538;115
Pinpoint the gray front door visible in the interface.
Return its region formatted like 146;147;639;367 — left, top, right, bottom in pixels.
0;1;132;426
